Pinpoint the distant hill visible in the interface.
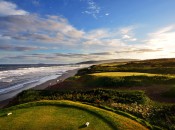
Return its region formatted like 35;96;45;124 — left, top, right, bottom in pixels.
76;59;139;64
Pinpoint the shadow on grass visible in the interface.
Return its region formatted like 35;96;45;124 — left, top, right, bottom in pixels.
8;102;117;130
0;114;7;117
78;124;87;129
56;105;117;130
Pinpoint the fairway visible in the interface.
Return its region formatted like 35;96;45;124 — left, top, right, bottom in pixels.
90;72;158;77
0;100;148;130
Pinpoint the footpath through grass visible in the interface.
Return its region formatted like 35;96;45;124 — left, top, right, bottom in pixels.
0;100;148;130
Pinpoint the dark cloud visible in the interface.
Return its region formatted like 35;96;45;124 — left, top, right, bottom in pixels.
6;51;112;60
115;48;163;53
55;52;112;58
0;44;37;51
55;53;90;58
89;52;112;55
5;54;53;60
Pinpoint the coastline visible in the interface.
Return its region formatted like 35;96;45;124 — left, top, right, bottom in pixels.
0;68;79;108
32;68;79;90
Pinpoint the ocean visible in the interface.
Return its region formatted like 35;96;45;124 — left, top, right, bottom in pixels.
0;64;89;101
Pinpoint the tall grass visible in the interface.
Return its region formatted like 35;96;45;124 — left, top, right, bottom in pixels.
9;89;148;106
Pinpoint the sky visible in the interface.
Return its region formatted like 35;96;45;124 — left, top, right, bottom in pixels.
0;0;175;64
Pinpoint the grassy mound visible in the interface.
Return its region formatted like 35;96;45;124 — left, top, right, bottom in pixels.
0;100;148;130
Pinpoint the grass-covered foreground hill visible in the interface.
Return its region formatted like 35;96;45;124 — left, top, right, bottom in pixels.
0;100;148;130
8;89;175;129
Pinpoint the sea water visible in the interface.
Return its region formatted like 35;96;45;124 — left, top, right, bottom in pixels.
0;64;90;101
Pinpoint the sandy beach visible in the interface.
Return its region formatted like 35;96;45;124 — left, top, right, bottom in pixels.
32;69;79;90
0;68;79;108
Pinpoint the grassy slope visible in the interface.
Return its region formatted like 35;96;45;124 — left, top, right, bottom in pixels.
0;100;148;130
73;59;175;101
77;58;175;75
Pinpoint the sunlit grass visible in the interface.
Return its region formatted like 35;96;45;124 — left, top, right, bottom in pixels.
99;62;125;67
90;72;158;77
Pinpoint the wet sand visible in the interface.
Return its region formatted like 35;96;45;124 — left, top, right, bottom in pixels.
0;69;79;108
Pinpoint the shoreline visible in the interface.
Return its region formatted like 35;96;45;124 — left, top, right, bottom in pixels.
0;68;79;108
32;68;79;90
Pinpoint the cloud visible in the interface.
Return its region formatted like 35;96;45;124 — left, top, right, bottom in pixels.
81;0;100;18
32;0;40;6
120;26;137;42
0;14;84;45
145;25;175;51
122;35;130;39
1;7;168;62
0;13;136;51
82;28;127;48
85;29;110;40
0;44;38;51
0;2;139;53
0;0;29;16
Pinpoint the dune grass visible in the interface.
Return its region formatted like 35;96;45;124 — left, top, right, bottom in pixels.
0;100;148;130
90;72;158;77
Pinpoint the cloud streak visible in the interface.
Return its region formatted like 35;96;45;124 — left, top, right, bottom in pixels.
115;48;163;54
0;44;38;51
6;52;113;59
